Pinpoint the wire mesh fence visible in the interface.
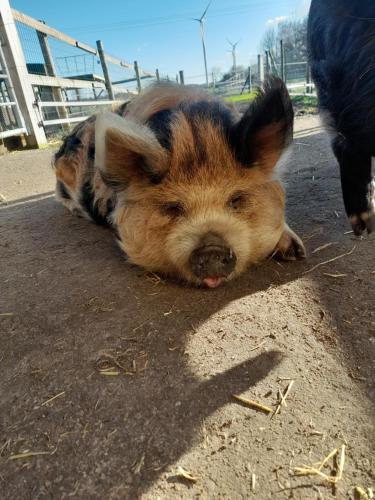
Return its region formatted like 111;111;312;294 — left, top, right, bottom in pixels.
202;60;313;99
15;21;45;75
54;54;101;78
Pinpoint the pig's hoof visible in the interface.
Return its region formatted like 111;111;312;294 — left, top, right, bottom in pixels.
349;211;374;236
349;181;375;235
274;224;306;261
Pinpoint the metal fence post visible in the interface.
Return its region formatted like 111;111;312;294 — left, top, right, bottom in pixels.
179;70;184;85
280;39;285;83
156;68;160;82
257;54;264;84
96;40;114;100
306;63;311;94
265;50;270;75
0;0;47;146
134;60;141;93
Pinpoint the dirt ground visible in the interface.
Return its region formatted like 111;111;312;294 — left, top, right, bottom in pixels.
0;115;374;500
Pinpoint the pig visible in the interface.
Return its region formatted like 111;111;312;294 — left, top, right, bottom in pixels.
308;0;375;235
54;78;305;287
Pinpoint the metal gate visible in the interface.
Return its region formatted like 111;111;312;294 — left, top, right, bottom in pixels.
0;44;26;140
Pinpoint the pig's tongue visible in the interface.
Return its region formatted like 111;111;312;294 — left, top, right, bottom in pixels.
202;276;223;288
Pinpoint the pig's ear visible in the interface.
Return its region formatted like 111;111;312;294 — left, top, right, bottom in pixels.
231;76;293;172
95;112;169;188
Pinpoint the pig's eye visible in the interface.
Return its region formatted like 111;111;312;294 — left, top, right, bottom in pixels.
228;192;247;210
161;201;185;218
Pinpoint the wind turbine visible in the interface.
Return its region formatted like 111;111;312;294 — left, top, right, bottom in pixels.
193;1;211;87
227;39;240;74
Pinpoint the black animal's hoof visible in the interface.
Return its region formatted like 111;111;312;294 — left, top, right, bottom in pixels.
350;212;375;236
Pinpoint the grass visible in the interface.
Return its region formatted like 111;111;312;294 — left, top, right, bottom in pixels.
224;92;318;114
224;92;256;103
290;94;318;107
291;94;318;114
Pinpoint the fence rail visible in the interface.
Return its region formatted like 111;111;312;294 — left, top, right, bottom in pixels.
36;100;118;107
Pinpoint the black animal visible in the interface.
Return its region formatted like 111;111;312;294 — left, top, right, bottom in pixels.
308;0;375;235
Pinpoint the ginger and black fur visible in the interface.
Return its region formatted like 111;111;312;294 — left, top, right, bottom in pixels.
53;78;305;287
308;0;375;235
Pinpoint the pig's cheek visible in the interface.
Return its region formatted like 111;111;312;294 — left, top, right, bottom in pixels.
118;210;173;271
113;207;149;260
253;181;285;259
246;207;285;262
234;195;284;264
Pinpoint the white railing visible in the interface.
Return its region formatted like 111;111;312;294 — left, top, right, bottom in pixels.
35;98;119;126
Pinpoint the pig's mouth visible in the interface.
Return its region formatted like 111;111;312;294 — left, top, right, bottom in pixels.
201;276;226;288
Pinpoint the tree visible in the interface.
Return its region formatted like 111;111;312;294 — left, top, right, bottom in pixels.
219;64;246;82
261;17;308;63
261;26;277;54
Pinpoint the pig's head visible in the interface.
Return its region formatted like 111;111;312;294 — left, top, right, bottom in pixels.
95;78;294;287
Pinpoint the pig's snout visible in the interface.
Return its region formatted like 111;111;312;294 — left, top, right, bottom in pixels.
189;232;237;282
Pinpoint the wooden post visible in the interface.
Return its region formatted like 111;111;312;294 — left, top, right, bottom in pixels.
0;0;47;146
280;39;285;83
179;70;184;85
96;40;114;100
37;26;68;126
156;68;160;82
36;27;55;76
257;54;264;84
134;60;141;93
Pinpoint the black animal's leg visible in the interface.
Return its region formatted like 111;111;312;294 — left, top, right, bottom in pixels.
332;136;374;235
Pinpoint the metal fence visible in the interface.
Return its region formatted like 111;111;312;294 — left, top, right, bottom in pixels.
208;58;314;98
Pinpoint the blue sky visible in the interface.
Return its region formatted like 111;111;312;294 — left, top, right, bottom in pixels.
11;0;311;83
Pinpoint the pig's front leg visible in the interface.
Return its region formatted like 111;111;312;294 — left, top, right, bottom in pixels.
273;224;306;261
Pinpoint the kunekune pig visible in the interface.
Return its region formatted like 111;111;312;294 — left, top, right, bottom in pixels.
54;78;305;288
308;0;375;235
